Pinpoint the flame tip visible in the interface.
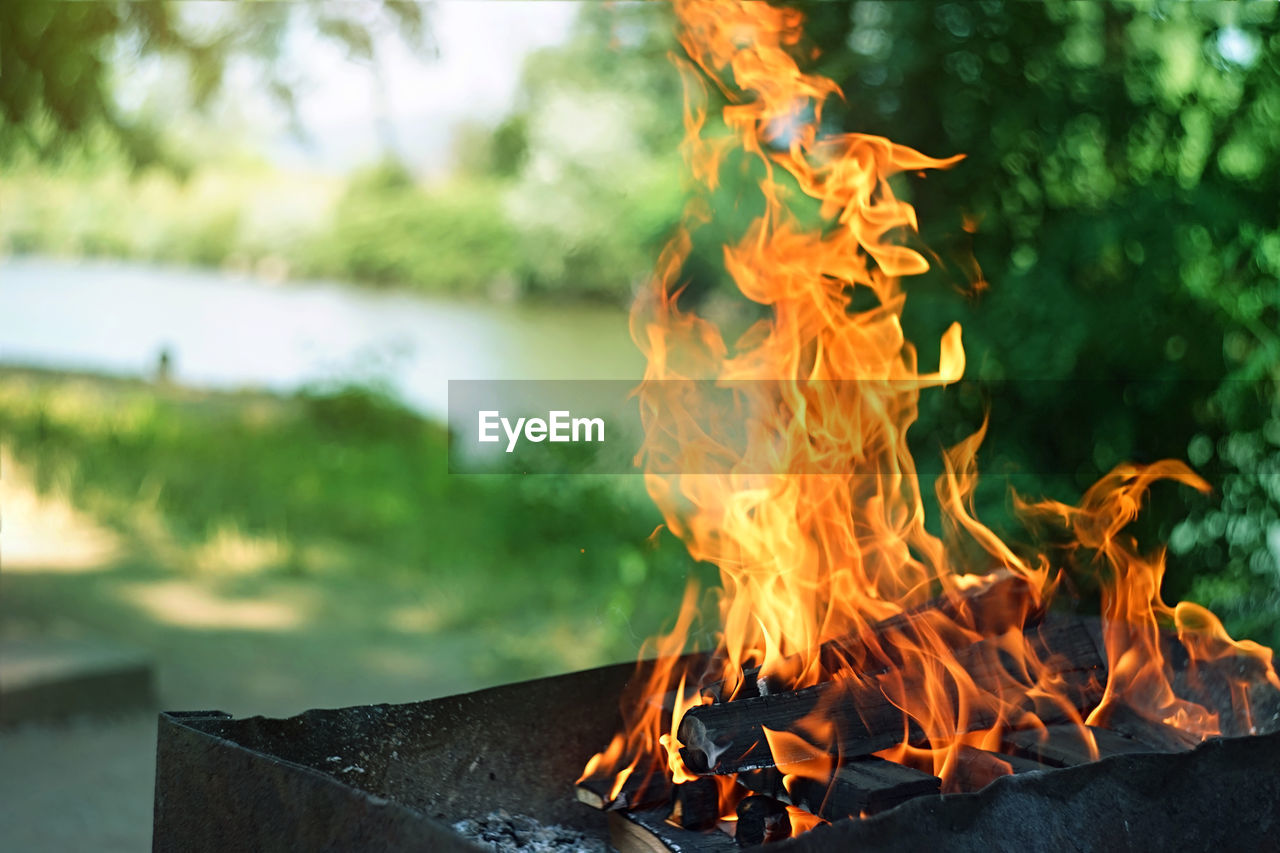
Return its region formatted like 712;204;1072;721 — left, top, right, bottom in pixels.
585;0;1277;830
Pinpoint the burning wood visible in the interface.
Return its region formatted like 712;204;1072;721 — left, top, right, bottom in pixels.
574;0;1280;846
678;613;1103;775
1096;703;1204;754
608;808;738;853
667;778;719;831
999;724;1162;768
574;771;671;814
702;570;1042;702
733;796;790;846
740;756;940;821
944;745;1047;793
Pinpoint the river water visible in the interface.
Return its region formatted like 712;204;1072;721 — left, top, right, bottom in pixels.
0;257;643;419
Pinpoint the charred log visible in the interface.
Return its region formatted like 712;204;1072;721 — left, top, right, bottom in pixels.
741;755;941;821
1000;723;1161;767
607;807;737;853
680;614;1105;775
1098;703;1202;753
576;770;672;812
668;777;720;831
946;744;1049;793
734;796;790;846
704;572;1042;702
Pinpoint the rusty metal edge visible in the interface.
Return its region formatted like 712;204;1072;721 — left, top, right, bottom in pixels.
153;710;486;853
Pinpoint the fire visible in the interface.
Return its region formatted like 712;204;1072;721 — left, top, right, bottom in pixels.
581;0;1280;836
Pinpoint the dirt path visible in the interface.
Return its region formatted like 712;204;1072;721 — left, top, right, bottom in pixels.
1;456;528;851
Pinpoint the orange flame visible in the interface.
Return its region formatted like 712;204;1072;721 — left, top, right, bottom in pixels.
585;0;1279;833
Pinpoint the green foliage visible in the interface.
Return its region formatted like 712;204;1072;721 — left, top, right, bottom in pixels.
499;2;689;300
0;3;693;303
0;149;336;271
1172;393;1280;648
489;114;530;178
1;1;138;154
305;164;518;294
0;0;429;168
776;0;1280;640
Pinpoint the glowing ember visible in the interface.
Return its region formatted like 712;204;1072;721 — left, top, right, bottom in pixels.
582;0;1280;837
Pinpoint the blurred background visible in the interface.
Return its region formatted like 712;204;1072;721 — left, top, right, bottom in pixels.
1;1;1278;849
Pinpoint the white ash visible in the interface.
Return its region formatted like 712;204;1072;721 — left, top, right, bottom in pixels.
452;810;601;852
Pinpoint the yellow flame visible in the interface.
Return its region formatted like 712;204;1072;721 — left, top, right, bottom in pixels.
583;0;1279;831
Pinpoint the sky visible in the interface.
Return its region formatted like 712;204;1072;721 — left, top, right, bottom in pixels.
217;1;579;173
288;1;578;172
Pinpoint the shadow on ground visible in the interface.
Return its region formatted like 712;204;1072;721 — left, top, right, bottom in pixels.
0;369;696;852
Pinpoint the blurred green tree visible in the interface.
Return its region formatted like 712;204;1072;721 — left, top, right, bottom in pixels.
310;159;517;294
0;0;431;168
499;3;688;300
781;0;1280;640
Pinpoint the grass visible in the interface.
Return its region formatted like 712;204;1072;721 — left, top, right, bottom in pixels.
0;369;702;707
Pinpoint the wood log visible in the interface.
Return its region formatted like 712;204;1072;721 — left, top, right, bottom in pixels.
734;795;790;846
576;769;672;812
741;755;941;820
1097;703;1202;753
607;808;737;853
812;756;940;817
679;613;1105;775
947;745;1049;793
1000;724;1161;768
668;778;720;831
682;679;913;774
704;571;1041;702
